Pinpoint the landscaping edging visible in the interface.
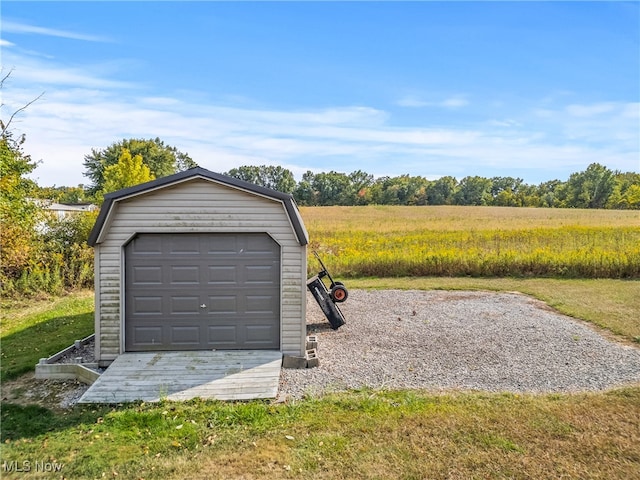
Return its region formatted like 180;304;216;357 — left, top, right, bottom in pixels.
35;334;101;385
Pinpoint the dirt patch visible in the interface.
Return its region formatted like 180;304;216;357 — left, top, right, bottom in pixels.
1;373;89;410
2;337;100;410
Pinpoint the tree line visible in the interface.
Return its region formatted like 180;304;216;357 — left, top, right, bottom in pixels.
227;164;639;210
37;137;640;210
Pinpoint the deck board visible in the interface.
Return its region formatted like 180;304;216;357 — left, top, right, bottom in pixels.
78;350;282;403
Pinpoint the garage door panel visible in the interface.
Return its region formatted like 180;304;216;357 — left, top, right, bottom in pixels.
246;295;278;314
170;326;200;345
245;265;278;283
245;324;278;345
207;326;238;346
133;296;163;315
207;265;237;284
207;235;238;254
131;266;163;284
170;296;201;315
170;266;200;284
126;233;280;351
169;235;201;254
132;235;163;254
130;326;163;346
208;295;238;314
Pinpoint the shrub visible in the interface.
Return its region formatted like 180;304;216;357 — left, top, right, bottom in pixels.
1;211;97;297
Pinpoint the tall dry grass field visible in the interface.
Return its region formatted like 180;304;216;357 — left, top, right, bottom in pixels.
301;206;640;278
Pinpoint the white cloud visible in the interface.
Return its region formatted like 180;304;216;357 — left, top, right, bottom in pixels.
440;96;469;108
396;95;430;108
488;119;522;128
140;96;184;107
2;49;135;91
396;94;469;109
566;102;616;117
545;102;638;145
622;102;640;118
2;20;111;43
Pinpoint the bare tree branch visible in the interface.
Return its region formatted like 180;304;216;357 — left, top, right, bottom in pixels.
1;68;15;90
1;92;45;137
0;68;45;137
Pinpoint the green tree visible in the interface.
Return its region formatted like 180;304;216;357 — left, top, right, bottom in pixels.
606;172;640;209
36;185;94;204
623;185;640;209
1;73;45;292
425;176;458;205
312;171;352;206
517;183;542;207
83;137;196;194
562;163;615;209
293;170;316;206
225;165;296;193
292;169;374;206
535;180;564;208
348;170;375;205
490;177;524;206
99;148;155;198
371;175;429;205
0;130;41;282
454;176;493;206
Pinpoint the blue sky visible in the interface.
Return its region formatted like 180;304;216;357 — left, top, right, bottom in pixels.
2;1;639;187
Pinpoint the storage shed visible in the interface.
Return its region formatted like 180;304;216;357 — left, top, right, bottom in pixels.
88;167;308;367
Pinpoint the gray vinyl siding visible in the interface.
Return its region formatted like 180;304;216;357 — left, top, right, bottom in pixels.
94;178;306;365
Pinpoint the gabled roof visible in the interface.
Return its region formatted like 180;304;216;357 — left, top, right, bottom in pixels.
88;167;308;246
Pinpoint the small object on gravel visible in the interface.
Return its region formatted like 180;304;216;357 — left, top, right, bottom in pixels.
279;290;640;400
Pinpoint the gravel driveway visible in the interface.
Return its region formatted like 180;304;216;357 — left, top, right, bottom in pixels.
279;290;640;399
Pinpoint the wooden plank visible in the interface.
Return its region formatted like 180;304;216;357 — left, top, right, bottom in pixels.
80;385;281;401
85;383;280;393
79;351;282;403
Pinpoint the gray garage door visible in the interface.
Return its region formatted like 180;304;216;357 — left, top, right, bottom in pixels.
125;233;280;351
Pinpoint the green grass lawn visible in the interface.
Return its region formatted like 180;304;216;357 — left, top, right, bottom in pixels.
1;388;639;479
0;290;94;381
1;281;638;479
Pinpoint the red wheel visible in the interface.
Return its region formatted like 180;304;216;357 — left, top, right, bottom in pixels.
330;285;348;303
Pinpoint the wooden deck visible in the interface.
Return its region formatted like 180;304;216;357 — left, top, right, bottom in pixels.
78;350;282;403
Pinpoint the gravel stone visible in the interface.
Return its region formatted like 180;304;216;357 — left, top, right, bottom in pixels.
55;340;96;364
279;290;640;399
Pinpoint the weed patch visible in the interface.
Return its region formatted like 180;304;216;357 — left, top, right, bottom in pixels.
302;206;640;279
